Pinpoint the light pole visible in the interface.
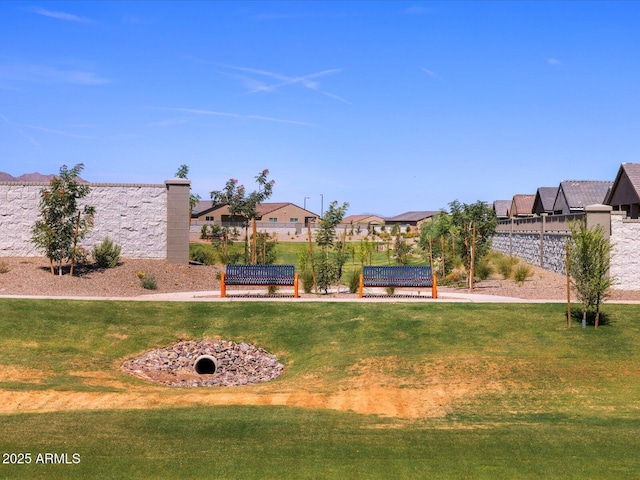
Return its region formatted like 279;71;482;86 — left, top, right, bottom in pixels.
320;194;324;217
304;196;310;210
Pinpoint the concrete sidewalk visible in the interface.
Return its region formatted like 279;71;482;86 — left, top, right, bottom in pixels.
0;289;560;303
2;288;638;303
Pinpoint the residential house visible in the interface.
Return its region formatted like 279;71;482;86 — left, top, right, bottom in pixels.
552;180;613;215
192;201;319;226
342;214;386;226
493;200;511;219
532;187;558;216
510;194;535;217
605;163;640;219
384;211;438;232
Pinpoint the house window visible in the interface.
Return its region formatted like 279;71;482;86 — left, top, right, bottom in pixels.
289;217;298;223
205;216;214;221
269;218;278;222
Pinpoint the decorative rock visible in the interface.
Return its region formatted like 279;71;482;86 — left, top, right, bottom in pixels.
121;339;284;387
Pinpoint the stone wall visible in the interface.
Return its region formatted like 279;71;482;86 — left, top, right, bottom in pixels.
610;211;640;290
492;231;568;274
493;207;640;289
0;180;190;263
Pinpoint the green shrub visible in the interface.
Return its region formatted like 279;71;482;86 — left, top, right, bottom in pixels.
513;263;533;285
139;273;157;290
190;244;217;265
347;268;362;294
91;237;122;268
385;287;395;296
495;255;518;279
301;270;314;294
475;258;494;281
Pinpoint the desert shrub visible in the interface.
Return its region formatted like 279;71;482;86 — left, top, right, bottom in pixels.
443;269;467;287
301;270;314;294
495;255;518;279
347;268;362;294
139;273;157;290
92;237;122;268
513;263;533;285
190;244;217;265
0;261;9;274
475;258;493;281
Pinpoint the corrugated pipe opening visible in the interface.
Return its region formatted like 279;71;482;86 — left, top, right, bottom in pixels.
194;355;218;375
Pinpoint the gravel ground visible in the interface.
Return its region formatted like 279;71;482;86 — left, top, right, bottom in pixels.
1;256;640;301
0;257;221;298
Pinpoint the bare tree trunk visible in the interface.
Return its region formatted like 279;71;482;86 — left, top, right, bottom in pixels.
440;236;445;278
307;223;317;294
70;211;81;277
252;218;257;264
566;243;572;326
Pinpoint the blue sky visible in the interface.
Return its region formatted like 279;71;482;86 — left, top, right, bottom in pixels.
1;1;639;216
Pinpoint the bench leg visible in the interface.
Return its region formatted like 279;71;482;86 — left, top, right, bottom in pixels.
432;274;437;299
220;273;226;298
294;273;299;298
358;274;363;298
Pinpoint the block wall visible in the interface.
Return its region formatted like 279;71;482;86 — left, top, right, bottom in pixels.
0;180;190;263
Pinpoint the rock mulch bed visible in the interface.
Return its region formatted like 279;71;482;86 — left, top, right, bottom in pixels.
121;339;284;387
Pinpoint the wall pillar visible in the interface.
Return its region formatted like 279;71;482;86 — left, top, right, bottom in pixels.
585;204;612;238
165;179;191;264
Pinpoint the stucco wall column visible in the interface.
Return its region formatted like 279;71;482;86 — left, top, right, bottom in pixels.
165;179;191;264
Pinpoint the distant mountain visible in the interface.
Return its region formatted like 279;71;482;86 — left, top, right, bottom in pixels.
0;172;86;182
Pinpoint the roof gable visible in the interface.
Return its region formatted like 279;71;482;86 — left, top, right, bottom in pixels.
607;163;640;206
493;200;511;217
533;187;558;214
385;211;438;222
510;194;535;216
556;180;613;211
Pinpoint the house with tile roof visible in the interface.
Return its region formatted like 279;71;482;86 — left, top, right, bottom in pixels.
384;211;438;231
605;163;640;219
510;194;535;217
342;214;386;226
493;200;511;219
192;201;319;226
552;180;613;215
532;187;558;215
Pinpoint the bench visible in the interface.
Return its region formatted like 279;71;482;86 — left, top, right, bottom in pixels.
359;266;437;299
220;264;299;298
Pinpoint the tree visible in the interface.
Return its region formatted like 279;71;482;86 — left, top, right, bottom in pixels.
448;200;498;289
210;169;275;263
315;201;349;293
418;210;453;277
174;164;201;224
568;220;614;328
31;164;95;276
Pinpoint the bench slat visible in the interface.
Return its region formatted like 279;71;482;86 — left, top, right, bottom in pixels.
362;266;432;287
224;264;296;286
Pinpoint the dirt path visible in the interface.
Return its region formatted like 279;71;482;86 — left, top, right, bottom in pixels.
0;358;510;419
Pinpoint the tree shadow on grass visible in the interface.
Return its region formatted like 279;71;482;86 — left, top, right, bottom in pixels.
569;307;611;327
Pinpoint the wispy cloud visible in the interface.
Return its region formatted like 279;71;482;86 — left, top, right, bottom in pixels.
421;67;442;81
158;107;317;127
18;124;97;139
403;5;430;15
29;7;92;24
150;117;188;128
548;58;563;66
0;62;111;85
222;64;350;104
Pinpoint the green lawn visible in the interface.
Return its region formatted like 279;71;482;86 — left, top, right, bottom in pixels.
1;300;639;479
